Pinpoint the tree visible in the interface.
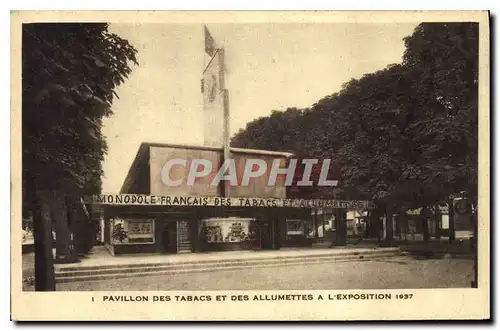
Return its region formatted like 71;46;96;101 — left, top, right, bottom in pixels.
324;64;420;245
335;23;478;240
22;23;138;290
232;108;307;153
231;108;342;199
402;23;479;204
230;22;478;246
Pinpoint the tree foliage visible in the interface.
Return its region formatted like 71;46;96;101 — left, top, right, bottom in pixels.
232;108;307;153
402;23;479;203
232;108;342;198
231;22;478;210
22;23;138;198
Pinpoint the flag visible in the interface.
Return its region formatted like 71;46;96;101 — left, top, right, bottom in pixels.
204;25;217;57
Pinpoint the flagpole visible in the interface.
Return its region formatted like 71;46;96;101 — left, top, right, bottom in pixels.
203;48;221;74
218;47;231;198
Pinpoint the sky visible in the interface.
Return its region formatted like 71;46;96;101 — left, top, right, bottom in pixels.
102;22;419;192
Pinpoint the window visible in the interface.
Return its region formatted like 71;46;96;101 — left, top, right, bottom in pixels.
110;218;155;245
201;218;256;244
286;219;305;235
127;220;155;244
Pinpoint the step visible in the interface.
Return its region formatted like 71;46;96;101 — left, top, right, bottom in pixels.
178;242;192;253
55;252;402;283
55;252;401;283
55;248;401;272
56;247;400;272
55;251;400;277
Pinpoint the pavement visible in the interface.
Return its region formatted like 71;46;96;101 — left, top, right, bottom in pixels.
52;244;399;270
21;239;475;291
22;244;382;273
20;244;386;279
53;256;474;291
21;237;475;274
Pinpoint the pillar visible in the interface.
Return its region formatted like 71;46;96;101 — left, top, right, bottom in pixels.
335;208;347;246
322;210;326;240
314;208;318;238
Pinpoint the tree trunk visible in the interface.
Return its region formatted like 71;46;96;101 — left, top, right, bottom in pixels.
395;213;401;239
422;217;430;243
68;197;93;256
434;206;441;240
50;191;73;262
385;204;394;246
32;190;56;291
471;209;478;287
448;199;455;243
375;211;381;242
365;211;371;239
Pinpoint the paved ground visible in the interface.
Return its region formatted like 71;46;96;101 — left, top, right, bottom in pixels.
22;245;398;274
22;252;35;280
53;256;473;291
52;245;399;269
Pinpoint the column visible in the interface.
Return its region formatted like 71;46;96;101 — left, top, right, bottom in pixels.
314;208;318;238
335;209;347;246
322;209;326;240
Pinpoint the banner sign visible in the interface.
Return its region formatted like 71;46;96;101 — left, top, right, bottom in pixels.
88;194;373;210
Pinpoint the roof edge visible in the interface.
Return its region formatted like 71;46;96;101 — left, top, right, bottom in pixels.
119;143;150;193
143;141;294;157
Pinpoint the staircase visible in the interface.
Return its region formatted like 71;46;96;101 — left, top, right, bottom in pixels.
178;241;193;253
54;247;403;283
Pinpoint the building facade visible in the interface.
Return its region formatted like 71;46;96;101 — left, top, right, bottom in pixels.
101;142;339;255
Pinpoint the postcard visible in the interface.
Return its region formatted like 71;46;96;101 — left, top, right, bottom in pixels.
11;10;490;321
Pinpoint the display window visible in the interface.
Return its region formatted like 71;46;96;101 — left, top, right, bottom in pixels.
286;219;305;236
200;217;258;244
110;218;155;245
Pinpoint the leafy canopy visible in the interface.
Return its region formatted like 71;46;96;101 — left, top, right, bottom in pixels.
22;23;138;196
231;23;478;209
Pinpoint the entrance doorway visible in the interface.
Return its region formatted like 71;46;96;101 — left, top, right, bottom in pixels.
161;222;177;253
177;220;193;253
260;219;277;250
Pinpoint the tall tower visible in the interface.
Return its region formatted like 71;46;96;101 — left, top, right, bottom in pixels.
202;26;231;195
202;26;230;151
